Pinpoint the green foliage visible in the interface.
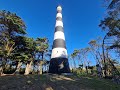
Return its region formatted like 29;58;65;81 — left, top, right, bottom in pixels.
3;67;15;74
35;37;49;60
99;1;120;51
0;10;26;35
0;10;50;75
72;69;88;76
36;38;49;53
0;10;26;60
71;49;79;59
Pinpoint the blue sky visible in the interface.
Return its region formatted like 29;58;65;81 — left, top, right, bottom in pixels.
0;0;106;65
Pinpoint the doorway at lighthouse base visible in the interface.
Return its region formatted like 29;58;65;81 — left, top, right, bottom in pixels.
49;58;70;74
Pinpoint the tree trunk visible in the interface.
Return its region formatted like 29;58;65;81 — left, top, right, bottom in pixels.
14;62;22;75
86;66;88;74
24;61;32;75
0;66;3;76
0;57;7;76
42;52;44;60
102;35;107;77
38;61;44;75
73;59;76;69
39;64;42;75
38;52;44;75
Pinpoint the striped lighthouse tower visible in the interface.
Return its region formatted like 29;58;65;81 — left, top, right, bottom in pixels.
49;6;70;74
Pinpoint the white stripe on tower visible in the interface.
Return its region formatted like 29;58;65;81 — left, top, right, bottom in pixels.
54;31;65;40
56;13;62;18
51;48;67;58
51;5;68;59
55;21;63;27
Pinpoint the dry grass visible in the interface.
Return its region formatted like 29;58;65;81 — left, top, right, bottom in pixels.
0;74;120;90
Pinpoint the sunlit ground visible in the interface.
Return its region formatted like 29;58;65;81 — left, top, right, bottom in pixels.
0;74;120;90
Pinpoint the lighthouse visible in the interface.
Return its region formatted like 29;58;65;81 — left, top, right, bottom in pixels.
49;6;70;74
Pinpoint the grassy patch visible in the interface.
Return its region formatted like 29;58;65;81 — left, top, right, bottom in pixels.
0;74;120;90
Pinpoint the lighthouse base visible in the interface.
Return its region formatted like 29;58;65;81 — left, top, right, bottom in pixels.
49;58;70;74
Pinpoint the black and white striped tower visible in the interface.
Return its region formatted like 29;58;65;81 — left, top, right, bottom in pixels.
49;6;70;74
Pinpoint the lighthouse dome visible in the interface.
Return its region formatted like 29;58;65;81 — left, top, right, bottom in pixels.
57;6;62;11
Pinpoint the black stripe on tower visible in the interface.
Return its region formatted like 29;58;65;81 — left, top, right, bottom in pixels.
56;17;62;21
52;39;66;49
57;10;62;13
55;26;64;32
